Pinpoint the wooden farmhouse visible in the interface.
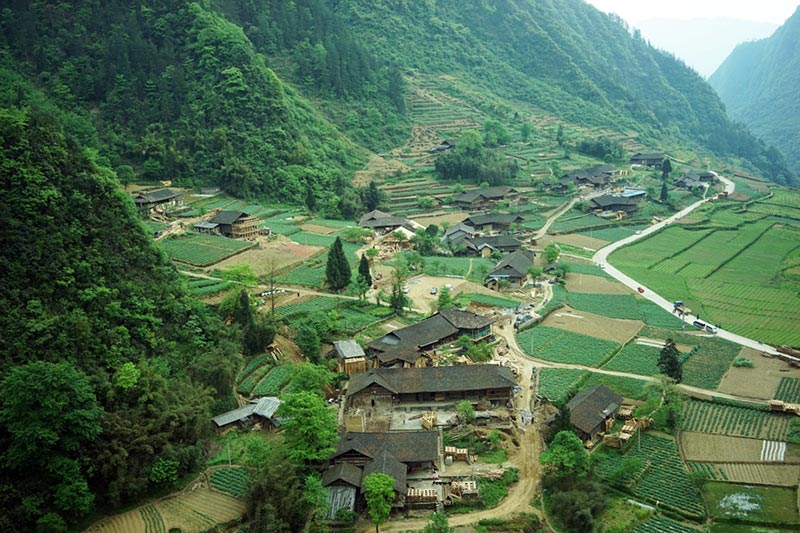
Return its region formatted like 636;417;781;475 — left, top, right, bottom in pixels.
345;364;517;409
462;235;523;257
629;152;666;168
206;210;260;239
133;188;182;214
590;190;646;215
211;396;283;432
322;431;441;519
567;385;622;444
366;308;495;368
358;210;419;235
464;213;524;233
332;339;368;376
452;186;521;210
487;248;535;288
440;222;477;247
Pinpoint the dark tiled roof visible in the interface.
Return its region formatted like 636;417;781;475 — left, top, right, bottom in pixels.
334;431;440;464
368;314;458;353
374;346;424;365
465;235;522;251
443;222;475;238
210;210;250;225
490;249;535;278
359;210;392;225
134;188;181;204
193;221;219;230
346;365;516;398
322;462;363;488
465;214;524;227
590;195;641;208
453;186;519;203
587;164;617;175
630;152;665;162
439;307;495;330
567;385;622;434
360;216;412;229
361;450;407;493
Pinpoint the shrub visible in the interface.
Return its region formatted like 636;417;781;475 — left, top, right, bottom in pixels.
732;356;754;368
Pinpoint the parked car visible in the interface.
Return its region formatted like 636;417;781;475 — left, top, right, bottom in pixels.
430;287;438;295
705;325;718;334
402;285;409;293
637;287;645;294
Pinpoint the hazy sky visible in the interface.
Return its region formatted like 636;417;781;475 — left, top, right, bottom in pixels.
584;0;799;24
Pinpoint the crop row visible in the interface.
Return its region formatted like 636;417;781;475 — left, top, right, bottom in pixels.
536;368;588;404
274;297;343;319
251;365;294;396
567;293;641;320
631;516;698;533
516;326;619;367
161;234;253;266
139;505;164;533
775;377;800;403
190;282;233;295
238;354;273;383
210;467;249;499
237;366;270;395
597;433;705;518
602;342;661;376
680;399;790;440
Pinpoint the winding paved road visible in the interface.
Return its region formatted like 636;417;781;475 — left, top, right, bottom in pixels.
591;176;783;357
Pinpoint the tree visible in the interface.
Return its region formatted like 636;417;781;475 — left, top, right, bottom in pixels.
520;121;532;143
661;158;673;180
436;286;455;310
221;264;258;286
358;254;372;287
660;178;669;203
455;400;475;422
546;405;574;443
528;266;543;281
295;324;321;362
325;236;351;290
286;363;335;396
365;181;382;211
277;391;338;465
543;243;560;264
423;512;450;533
483;119;511;147
246;447;309;532
658;339;683;382
389;262;409;314
540;430;589;479
363;473;395;532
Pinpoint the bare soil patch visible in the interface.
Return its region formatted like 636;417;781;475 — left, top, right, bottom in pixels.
680;432;766;463
352;154;410;187
210;237;323;276
410;211;469;227
542;307;643;344
555;233;608;250
298;223;337;234
567;274;630;294
702;463;800;486
718;347;800;400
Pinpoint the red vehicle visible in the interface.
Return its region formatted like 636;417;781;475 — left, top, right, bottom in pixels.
637;287;645;293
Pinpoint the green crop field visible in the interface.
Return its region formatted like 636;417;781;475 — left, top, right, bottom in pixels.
274;297;344;319
774;378;800;403
536;368;588;404
251;365;293;396
563;261;613;278
637;326;741;390
210;467;249;499
703;482;800;526
596;433;705;519
184;277;235;296
517;326;619;366
611;199;800;345
567;293;641;319
631;516;699;533
578;226;644;243
160;234;254;266
551;212;614;233
680;399;792;440
581;372;649;400
602;342;662;376
637;300;685;329
277;241;360;287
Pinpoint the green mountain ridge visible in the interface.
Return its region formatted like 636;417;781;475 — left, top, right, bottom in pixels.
709;6;800;179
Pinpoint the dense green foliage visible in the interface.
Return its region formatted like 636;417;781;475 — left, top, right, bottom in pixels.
0;92;240;529
710;7;800;178
333;0;794;183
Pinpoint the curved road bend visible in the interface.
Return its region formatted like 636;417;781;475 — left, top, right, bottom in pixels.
591;177;782;357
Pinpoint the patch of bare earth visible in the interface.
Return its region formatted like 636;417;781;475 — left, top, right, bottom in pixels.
718;347;800;400
352;154;410;187
542;306;643;344
298;223;338;234
210;236;323;276
567;273;630;294
554;233;608;250
410;211;469;227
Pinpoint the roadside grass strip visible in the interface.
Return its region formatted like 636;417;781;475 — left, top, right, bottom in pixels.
680;399;792;441
516;326;619;367
596;433;706;519
774;377;800;403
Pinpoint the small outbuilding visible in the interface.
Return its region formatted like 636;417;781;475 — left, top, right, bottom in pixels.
333;339;368;376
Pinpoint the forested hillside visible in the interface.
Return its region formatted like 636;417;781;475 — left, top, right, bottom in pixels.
332;0;795;185
0;71;244;531
710;7;800;178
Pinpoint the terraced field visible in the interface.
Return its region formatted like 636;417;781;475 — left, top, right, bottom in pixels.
688;462;800;486
160;234;254;266
680;399;793;441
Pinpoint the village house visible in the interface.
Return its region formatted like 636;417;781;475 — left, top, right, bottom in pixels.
590;190;646;215
133;188;183;214
345;365;517;409
674;174;705;191
332;339;368;376
452;186;521;210
486;248;535;289
322;431;441;519
461;235;523;257
211;396;283;432
567;385;622;444
629;152;666;168
440;222;477;247
427;139;457;154
464;213;524;233
366;308;495;367
203;210;261;239
358;210;419;235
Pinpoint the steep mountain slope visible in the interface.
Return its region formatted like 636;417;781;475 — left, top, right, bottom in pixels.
0;69;239;531
333;0;795;184
710;7;800;178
